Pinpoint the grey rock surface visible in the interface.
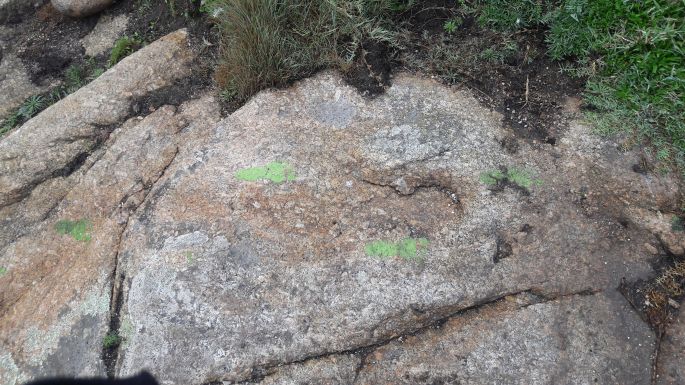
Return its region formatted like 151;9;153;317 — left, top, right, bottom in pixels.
354;291;653;385
0;29;220;385
111;73;675;384
658;309;685;385
51;0;112;18
81;13;129;57
0;46;682;384
0;29;193;209
0;54;46;118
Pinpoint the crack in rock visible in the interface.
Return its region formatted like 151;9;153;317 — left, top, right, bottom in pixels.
103;147;180;377
200;288;599;385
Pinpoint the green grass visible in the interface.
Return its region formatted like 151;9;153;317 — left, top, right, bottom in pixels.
443;18;462;34
108;36;143;67
477;0;548;31
203;0;403;102
102;332;122;349
0;60;104;137
0;266;7;276
541;0;685;171
204;0;683;173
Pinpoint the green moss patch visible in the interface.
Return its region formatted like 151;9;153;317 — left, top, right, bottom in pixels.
55;219;93;242
365;238;429;261
235;162;296;183
102;331;122;349
0;266;7;276
480;167;542;191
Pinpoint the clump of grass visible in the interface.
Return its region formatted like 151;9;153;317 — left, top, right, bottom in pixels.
477;0;547;31
102;332;122;349
0;60;104;137
204;0;402;102
108;36;143;67
443;18;462;34
479;40;518;64
18;95;44;120
545;0;685;172
0;266;7;276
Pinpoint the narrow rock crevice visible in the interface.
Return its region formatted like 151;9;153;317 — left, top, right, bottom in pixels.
103;147;180;378
360;177;461;206
201;287;599;385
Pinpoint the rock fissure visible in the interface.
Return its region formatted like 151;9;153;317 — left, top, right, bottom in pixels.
359;177;461;205
103;146;180;377
203;287;601;385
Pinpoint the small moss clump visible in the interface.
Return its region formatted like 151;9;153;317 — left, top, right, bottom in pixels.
55;219;93;242
108;36;143;67
480;167;542;191
102;332;122;349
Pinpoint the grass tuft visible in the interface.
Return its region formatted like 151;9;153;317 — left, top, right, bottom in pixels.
102;332;122;349
204;0;401;102
108;36;143;67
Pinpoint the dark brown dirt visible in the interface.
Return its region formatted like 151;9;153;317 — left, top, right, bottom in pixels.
2;0;213;91
11;2;99;84
341;0;585;147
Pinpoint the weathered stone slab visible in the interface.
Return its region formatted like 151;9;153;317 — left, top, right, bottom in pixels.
355;292;654;385
114;73;669;384
0;29;194;208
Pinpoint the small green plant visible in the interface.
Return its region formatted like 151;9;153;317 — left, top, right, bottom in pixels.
478;0;546;31
0;266;7;276
365;238;429;261
443;18;462;34
480;167;542;191
18;95;44;120
0;111;21;136
388;0;414;12
0;60;105;138
672;216;685;232
108;36;143;67
102;332;122;349
137;0;152;12
479;41;518;64
55;219;93;242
